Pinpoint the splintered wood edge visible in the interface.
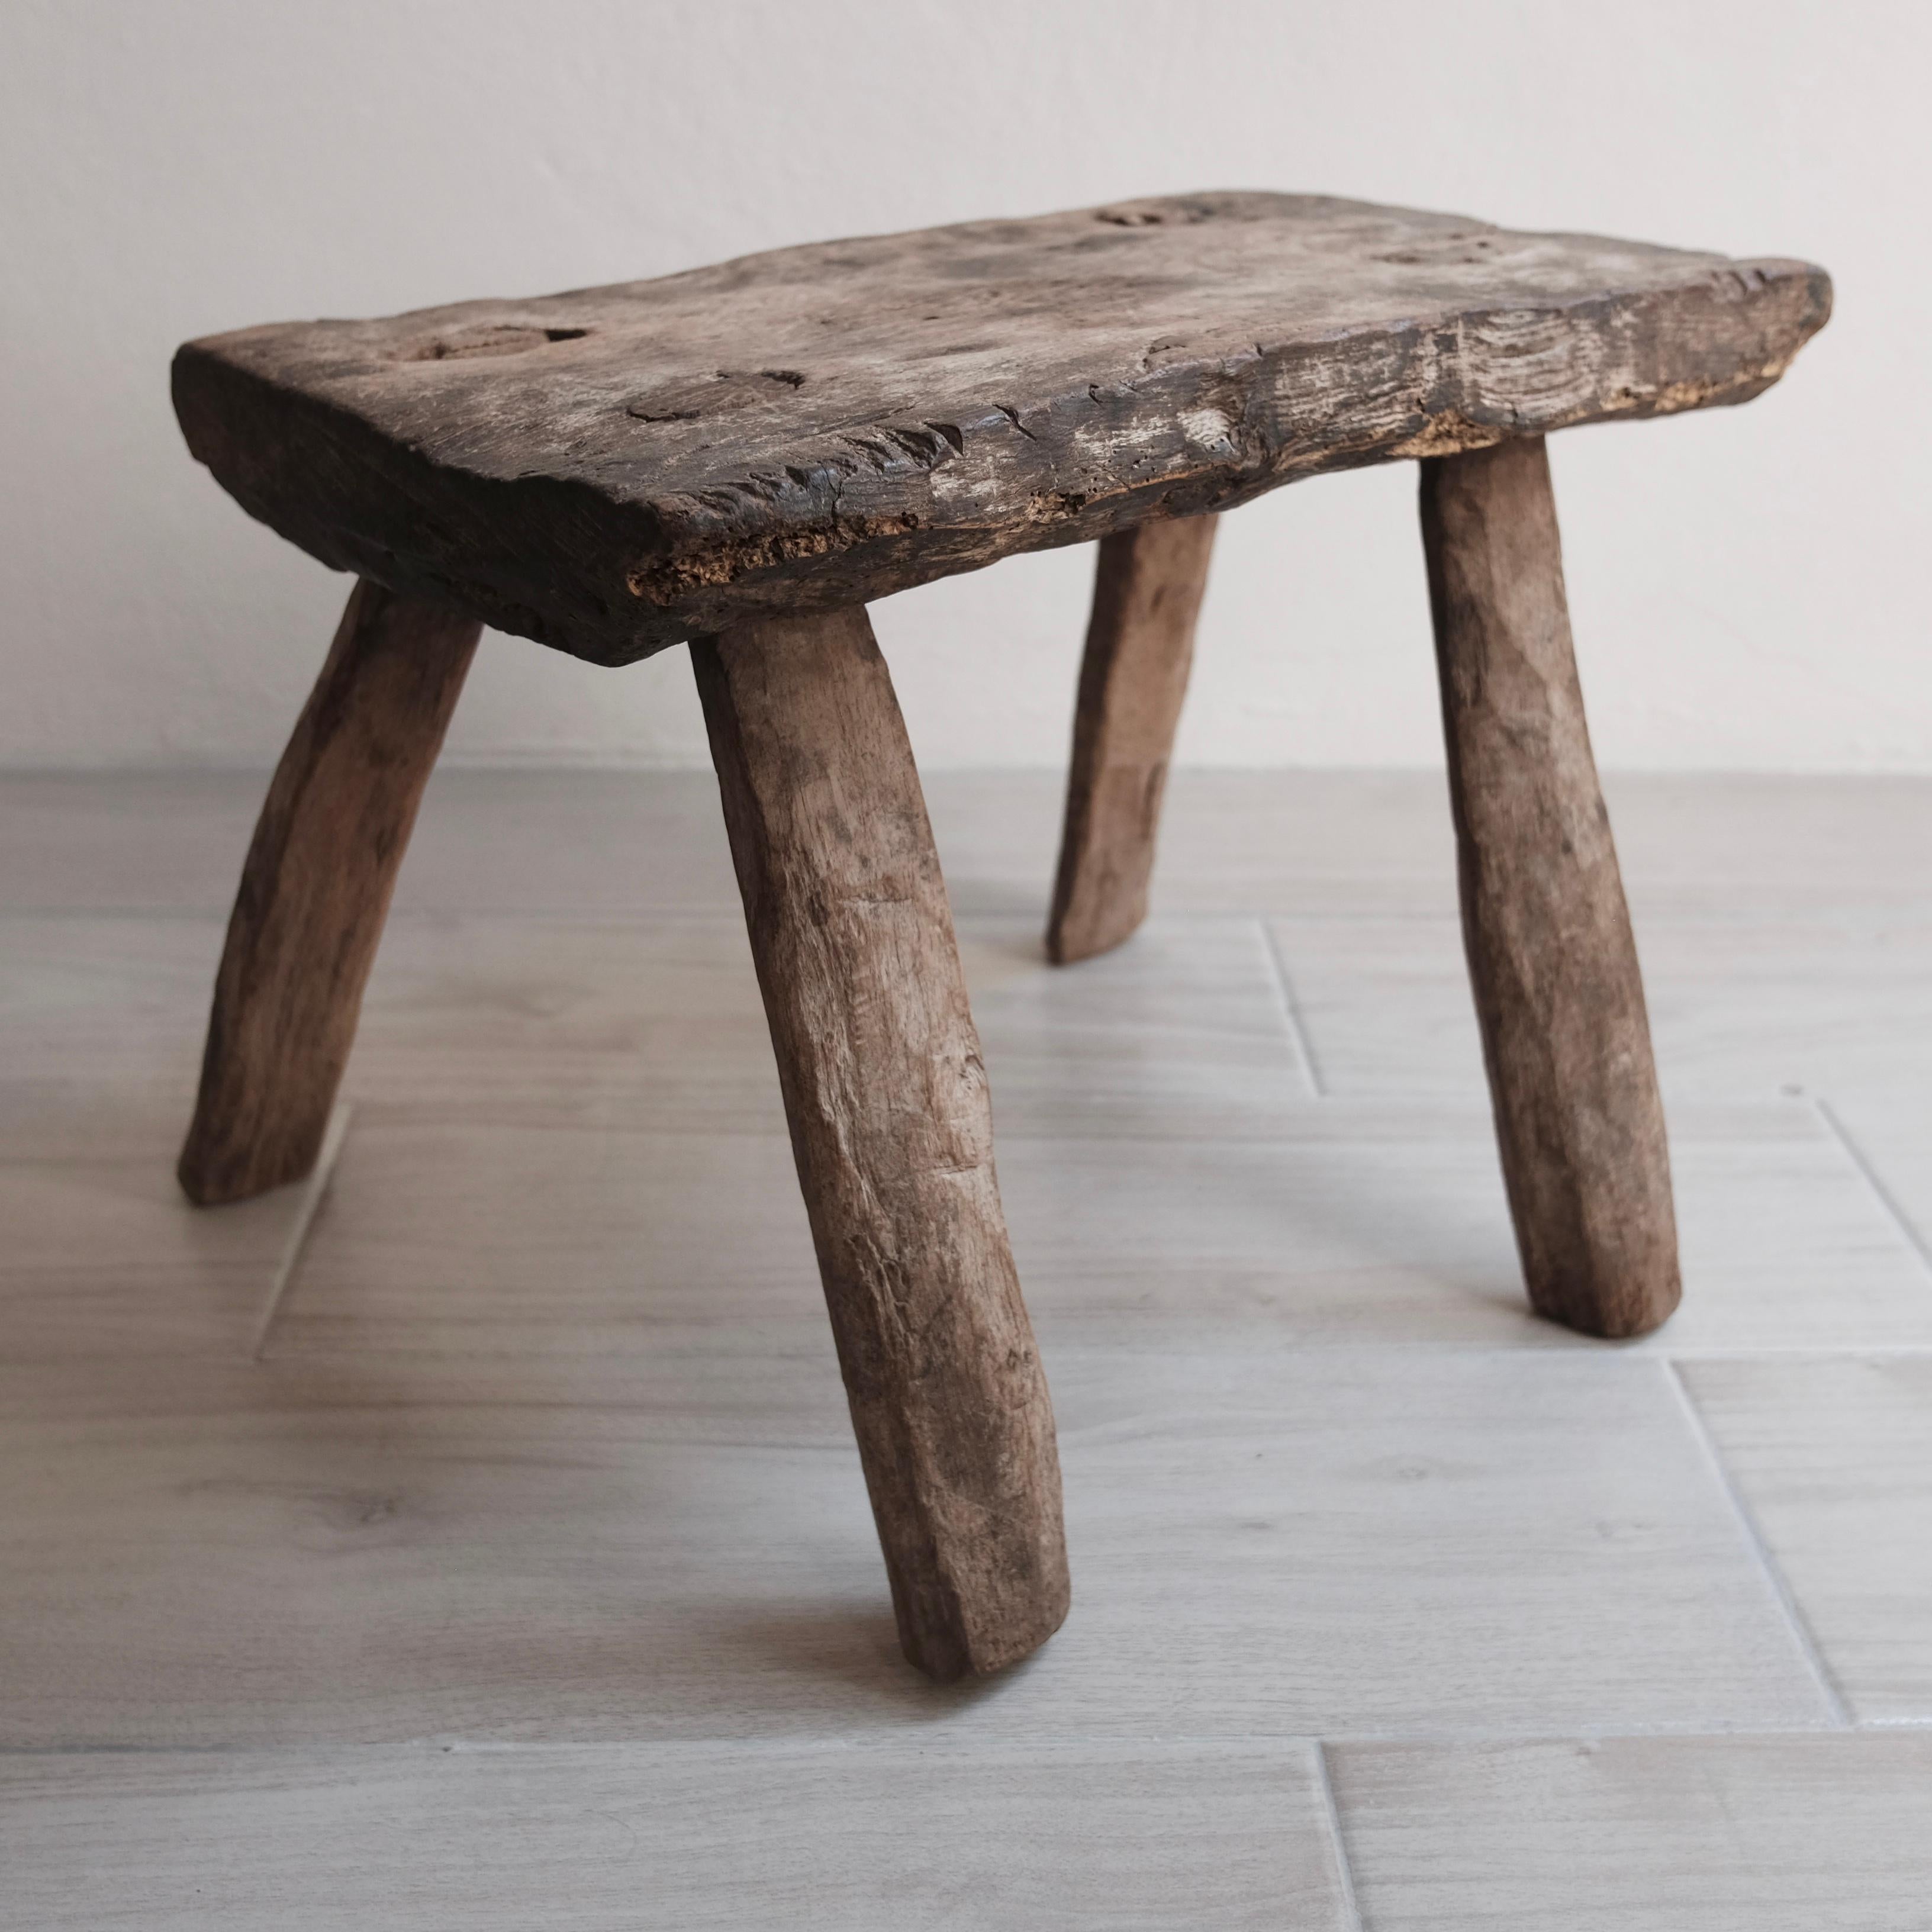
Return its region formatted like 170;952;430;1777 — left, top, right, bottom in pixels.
173;255;1830;668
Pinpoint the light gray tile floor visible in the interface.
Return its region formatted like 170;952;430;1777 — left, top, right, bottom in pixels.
1682;1354;1932;1722
5;1740;1352;1932
4;769;1928;1925
1328;1732;1932;1932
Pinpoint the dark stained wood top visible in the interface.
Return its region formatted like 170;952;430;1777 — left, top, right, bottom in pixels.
173;192;1830;666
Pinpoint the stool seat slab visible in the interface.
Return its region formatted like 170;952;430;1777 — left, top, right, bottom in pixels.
173;192;1828;666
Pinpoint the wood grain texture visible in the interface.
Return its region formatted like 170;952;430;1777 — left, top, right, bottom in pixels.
1264;910;1932;1104
1329;1734;1932;1932
2;1106;313;1363
189;1106;1932;1366
0;1349;1830;1744
691;607;1068;1680
999;1105;1932;1356
1684;1354;1932;1721
1420;438;1680;1338
319;910;1309;1142
178;579;478;1205
1048;516;1217;963
11;770;1920;921
4;1741;1350;1932
11;768;1929;1919
172;193;1830;665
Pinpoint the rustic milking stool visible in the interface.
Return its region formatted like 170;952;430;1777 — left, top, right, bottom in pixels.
172;192;1830;1680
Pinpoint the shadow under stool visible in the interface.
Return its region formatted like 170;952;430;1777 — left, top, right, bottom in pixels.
168;191;1831;1682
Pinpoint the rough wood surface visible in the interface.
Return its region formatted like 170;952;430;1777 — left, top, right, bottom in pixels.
691;606;1068;1679
1420;438;1680;1339
178;580;478;1206
173;193;1830;666
1049;516;1218;963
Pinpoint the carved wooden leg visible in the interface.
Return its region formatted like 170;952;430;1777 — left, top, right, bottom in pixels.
178;579;479;1206
693;606;1069;1680
1420;438;1680;1338
1047;514;1218;964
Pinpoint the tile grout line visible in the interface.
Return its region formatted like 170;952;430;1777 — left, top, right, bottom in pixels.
1;902;1913;928
7;1719;1928;1761
258;1339;1932;1370
1663;1358;1855;1730
250;1102;353;1361
1810;1094;1932;1280
1312;1741;1367;1932
1258;917;1326;1098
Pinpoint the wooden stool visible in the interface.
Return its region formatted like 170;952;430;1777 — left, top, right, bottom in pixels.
172;192;1830;1681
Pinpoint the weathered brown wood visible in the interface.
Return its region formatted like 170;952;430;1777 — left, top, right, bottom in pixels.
691;605;1069;1679
1420;437;1680;1339
178;580;479;1206
1048;515;1218;964
172;195;1830;666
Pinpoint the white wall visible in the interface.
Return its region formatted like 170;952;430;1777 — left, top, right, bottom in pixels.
2;0;1924;772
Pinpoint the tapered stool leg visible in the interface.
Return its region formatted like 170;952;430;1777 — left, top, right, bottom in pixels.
178;579;479;1206
693;606;1069;1680
1420;438;1680;1339
1048;515;1217;964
